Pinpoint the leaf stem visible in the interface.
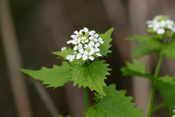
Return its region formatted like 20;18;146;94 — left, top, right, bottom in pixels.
84;87;90;112
152;103;166;114
146;54;163;117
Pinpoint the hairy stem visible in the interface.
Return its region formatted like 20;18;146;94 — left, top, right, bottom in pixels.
84;87;90;112
146;54;163;117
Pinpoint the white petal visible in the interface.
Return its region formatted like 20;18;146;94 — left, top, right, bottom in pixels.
72;40;77;45
172;27;175;32
82;54;88;60
83;27;89;33
73;46;78;50
79;30;83;34
98;38;103;44
94;34;99;38
89;37;94;40
66;55;75;62
67;40;71;44
85;39;89;43
94;38;98;42
61;47;66;51
84;51;89;54
84;44;88;49
79;49;84;54
89;41;94;46
89;48;95;55
71;34;76;39
89;56;94;61
78;44;83;48
89;30;95;35
157;28;165;34
160;21;166;27
95;48;100;52
148;24;153;28
76;53;82;59
95;43;100;48
74;30;78;35
96;53;102;57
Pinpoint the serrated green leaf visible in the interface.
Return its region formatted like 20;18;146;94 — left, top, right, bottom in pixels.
85;84;143;117
127;35;162;49
121;60;153;80
52;48;74;59
72;60;111;95
133;44;158;58
154;75;175;114
99;28;114;56
161;40;175;59
21;62;72;88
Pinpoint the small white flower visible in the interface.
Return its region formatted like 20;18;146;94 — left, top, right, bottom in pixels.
61;47;67;51
84;51;94;60
66;55;75;62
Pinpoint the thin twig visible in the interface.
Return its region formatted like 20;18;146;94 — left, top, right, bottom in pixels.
33;80;60;117
0;0;32;117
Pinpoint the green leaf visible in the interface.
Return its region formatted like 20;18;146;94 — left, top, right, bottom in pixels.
127;35;162;49
52;48;74;59
161;40;175;59
21;62;72;88
133;44;158;58
99;28;114;56
72;60;111;95
154;75;175;114
85;84;143;117
121;60;153;80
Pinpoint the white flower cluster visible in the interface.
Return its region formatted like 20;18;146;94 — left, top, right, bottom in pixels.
147;15;175;34
65;27;104;62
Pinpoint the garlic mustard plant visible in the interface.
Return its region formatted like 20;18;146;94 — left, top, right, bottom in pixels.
122;15;175;117
21;27;143;117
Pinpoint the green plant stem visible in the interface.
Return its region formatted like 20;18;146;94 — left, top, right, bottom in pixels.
152;103;166;114
146;54;163;117
84;87;90;112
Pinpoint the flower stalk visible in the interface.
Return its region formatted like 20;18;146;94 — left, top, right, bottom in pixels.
146;54;163;117
84;87;90;112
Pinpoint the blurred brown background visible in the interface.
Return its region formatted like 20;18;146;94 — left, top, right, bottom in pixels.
0;0;175;117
